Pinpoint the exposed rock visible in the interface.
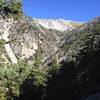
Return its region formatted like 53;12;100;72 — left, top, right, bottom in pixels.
34;18;83;31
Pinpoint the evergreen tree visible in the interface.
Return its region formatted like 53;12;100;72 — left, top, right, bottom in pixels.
0;0;22;15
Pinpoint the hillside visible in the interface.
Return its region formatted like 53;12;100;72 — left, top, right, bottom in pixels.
0;15;84;65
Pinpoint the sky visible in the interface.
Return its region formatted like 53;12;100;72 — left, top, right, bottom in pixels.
23;0;100;22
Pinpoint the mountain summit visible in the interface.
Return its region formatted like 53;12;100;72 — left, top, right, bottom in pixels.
34;18;83;31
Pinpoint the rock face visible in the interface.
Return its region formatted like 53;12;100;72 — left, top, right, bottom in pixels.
0;14;84;64
34;18;83;31
0;18;18;63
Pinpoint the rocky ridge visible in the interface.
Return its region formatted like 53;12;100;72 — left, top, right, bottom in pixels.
34;18;83;31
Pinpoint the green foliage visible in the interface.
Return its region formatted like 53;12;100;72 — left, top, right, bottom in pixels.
0;39;6;46
50;59;62;75
9;0;22;15
30;66;48;86
32;25;39;30
0;0;22;16
0;59;48;99
0;0;4;8
34;48;43;67
0;63;20;99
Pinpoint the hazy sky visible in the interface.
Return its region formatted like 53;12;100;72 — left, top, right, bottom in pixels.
23;0;100;22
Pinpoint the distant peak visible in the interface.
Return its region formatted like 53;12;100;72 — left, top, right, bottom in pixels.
33;18;83;31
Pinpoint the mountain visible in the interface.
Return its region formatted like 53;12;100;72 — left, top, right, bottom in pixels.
0;2;100;100
0;15;84;64
34;18;83;31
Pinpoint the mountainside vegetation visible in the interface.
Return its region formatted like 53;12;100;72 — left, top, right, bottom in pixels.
0;16;100;100
0;1;100;100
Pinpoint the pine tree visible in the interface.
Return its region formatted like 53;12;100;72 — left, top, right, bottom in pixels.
0;0;22;15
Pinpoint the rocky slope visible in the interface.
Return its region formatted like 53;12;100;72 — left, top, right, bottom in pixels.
42;17;100;100
34;18;83;31
0;15;84;64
